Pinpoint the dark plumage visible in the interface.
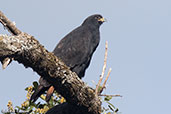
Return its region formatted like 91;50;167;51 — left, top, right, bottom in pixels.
30;14;105;103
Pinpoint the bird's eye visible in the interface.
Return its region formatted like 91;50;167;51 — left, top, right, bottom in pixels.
95;16;100;20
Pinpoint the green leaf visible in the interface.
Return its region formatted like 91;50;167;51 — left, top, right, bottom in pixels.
104;96;112;101
25;87;28;91
38;104;45;108
35;102;41;108
15;107;21;113
15;106;21;110
33;81;38;89
115;108;119;112
28;105;34;112
106;101;116;109
49;98;54;107
108;105;114;111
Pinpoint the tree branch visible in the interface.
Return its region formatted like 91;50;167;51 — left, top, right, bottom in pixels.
0;11;22;69
99;68;112;93
0;12;101;114
0;11;22;35
99;94;122;97
95;41;108;95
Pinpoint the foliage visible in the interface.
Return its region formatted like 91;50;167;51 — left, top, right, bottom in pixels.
2;81;65;114
2;81;119;114
101;89;120;114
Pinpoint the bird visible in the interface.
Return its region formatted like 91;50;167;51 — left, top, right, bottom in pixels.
30;14;105;103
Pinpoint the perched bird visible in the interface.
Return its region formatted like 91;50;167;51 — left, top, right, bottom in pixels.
30;14;105;103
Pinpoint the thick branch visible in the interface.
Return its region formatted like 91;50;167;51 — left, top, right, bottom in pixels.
0;34;101;114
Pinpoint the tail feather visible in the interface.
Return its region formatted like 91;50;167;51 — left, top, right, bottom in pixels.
30;77;55;103
30;85;49;103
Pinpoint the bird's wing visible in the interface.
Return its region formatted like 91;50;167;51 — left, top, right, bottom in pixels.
53;26;99;77
54;26;90;66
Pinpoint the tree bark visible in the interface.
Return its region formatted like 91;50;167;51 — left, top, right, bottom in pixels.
0;11;101;114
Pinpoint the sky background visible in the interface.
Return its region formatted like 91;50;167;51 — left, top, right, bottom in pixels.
0;0;171;114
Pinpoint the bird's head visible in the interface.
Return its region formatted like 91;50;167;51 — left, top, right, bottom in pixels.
82;14;106;27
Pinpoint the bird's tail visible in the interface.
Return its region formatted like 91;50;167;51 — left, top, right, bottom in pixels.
30;77;55;103
30;85;49;103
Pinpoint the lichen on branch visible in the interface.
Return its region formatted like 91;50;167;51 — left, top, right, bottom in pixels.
0;33;101;114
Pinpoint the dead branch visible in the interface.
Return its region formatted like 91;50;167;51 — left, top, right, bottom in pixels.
95;41;108;95
0;11;22;35
95;42;119;98
0;11;101;114
99;94;122;97
99;68;112;93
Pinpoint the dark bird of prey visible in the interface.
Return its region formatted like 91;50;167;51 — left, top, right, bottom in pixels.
30;14;105;103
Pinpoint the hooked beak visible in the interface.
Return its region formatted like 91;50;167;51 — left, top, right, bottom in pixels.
98;17;107;22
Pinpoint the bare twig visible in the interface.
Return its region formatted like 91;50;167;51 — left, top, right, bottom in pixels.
99;94;122;97
0;11;22;35
95;41;108;95
99;68;112;93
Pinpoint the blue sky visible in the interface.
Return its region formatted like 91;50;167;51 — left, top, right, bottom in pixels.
0;0;171;114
